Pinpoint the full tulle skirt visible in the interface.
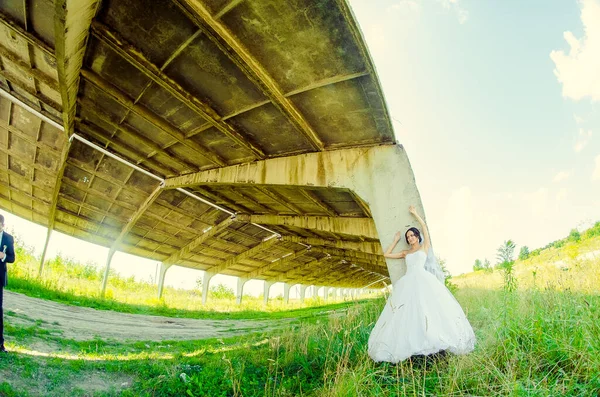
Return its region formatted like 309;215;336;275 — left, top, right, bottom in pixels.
368;269;476;363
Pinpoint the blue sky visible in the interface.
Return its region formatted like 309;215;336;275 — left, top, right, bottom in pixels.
349;0;600;274
3;0;600;294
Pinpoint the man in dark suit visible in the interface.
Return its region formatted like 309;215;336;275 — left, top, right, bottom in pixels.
0;214;16;353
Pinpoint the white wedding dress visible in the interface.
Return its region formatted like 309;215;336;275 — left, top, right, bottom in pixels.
368;250;476;363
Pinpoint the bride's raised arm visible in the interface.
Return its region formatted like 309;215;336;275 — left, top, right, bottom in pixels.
409;205;430;252
383;231;407;259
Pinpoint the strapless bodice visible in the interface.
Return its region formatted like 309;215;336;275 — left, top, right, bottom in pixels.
405;250;427;273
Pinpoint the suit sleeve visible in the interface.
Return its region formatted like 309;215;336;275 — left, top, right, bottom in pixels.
4;234;15;264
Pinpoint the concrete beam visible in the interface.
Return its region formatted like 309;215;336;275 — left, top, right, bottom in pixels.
75;107;197;172
248;214;378;240
175;0;325;151
163;145;423;282
245;247;310;279
276;256;334;282
281;235;382;256
205;236;280;274
90;21;265;159
0;43;59;91
0;11;54;57
80;69;227;167
164;215;239;265
54;0;100;136
101;183;163;296
39;139;72;276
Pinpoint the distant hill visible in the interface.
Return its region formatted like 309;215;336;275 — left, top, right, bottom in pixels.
454;221;600;293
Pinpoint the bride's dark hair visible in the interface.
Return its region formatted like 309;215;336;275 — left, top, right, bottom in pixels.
405;227;422;244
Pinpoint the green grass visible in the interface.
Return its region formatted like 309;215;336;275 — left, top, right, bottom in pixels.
2;230;599;395
7;244;365;320
2;287;599;396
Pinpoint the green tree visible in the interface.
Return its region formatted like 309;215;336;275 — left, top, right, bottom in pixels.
438;257;457;293
209;283;235;299
518;246;530;261
483;258;492;272
568;228;581;242
473;259;483;271
496;240;516;269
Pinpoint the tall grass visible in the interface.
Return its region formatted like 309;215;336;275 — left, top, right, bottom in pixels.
3;234;600;396
113;287;598;396
120;237;600;396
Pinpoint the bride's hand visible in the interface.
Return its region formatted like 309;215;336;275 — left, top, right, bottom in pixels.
409;205;417;215
394;231;402;241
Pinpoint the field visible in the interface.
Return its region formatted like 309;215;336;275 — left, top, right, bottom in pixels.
1;229;599;396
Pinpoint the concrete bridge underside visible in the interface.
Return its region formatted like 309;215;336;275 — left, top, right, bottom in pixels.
0;0;425;304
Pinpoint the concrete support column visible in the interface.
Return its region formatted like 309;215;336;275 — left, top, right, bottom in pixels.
101;249;116;298
323;286;329;301
38;228;53;277
236;277;249;305
299;284;308;303
157;263;172;299
201;271;215;305
283;283;291;304
263;280;275;305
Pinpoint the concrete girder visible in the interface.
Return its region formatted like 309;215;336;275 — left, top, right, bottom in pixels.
101;183;163;296
282;235;382;256
164;145;424;283
0;11;54;57
277;256;335;282
55;0;100;136
204;236;280;274
248;215;378;241
89;21;266;160
246;247;310;279
80;69;227;167
163;215;239;265
174;0;325;151
0;43;59;91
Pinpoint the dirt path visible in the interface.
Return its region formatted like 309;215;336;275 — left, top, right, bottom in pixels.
4;291;296;342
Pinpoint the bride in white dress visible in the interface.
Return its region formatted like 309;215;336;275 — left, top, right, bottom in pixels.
368;206;476;363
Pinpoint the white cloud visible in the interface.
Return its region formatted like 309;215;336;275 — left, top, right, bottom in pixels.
438;0;469;24
593;154;600;180
574;128;593;152
553;171;570;182
550;0;600;101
